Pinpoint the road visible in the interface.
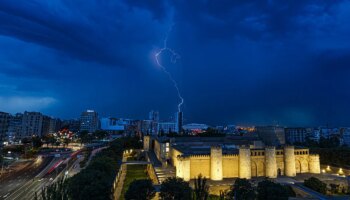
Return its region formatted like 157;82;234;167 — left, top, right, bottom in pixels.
0;156;54;199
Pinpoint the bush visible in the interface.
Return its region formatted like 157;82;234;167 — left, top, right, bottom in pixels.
124;179;155;200
304;177;327;194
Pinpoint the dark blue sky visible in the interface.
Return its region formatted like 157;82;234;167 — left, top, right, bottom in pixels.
0;0;349;126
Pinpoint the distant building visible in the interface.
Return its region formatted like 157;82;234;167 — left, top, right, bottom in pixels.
100;117;124;134
49;118;62;134
183;123;209;134
80;110;99;133
21;111;50;138
306;128;320;142
0;111;10;145
158;122;176;134
285;128;312;144
256;126;285;146
175;112;183;133
149;110;159;122
6;113;23;143
62;119;80;132
340;128;350;146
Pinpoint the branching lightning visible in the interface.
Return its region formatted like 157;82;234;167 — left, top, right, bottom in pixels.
155;26;184;112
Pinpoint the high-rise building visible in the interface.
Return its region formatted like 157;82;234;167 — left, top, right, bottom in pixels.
80;110;99;133
285;127;312;144
6;113;23;143
0;111;10;145
21;111;46;138
175;112;183;133
49;118;62;134
149;110;159;122
158;122;176;134
62;119;80;132
256;126;285;146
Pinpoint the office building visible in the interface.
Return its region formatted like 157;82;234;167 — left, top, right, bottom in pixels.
175;112;183;133
158;122;176;134
285;127;312;144
0;111;10;145
80;110;99;133
100;117;124;134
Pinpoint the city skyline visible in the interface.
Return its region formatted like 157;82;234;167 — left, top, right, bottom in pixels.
0;1;350;126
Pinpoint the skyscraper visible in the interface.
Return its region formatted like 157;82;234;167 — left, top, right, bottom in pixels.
0;111;10;145
175;111;183;134
80;110;99;133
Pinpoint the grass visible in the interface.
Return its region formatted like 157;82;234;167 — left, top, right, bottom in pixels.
120;164;148;200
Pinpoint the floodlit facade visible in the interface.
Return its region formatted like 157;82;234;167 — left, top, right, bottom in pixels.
144;136;320;181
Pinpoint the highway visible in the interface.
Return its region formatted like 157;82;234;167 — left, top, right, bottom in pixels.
0;156;53;199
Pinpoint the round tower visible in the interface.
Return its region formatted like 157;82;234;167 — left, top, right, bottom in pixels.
210;146;223;181
143;135;150;151
183;157;191;181
309;154;320;174
265;146;277;178
239;146;251;179
284;146;296;177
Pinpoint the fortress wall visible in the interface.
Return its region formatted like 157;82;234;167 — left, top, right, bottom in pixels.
265;147;277;178
309;154;321;174
222;155;239;178
189;155;211;179
284;146;296;177
239;146;251;179
171;148;183;168
295;154;310;173
276;157;285;175
210;146;223;181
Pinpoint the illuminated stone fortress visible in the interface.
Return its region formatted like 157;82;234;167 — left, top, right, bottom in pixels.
144;135;320;181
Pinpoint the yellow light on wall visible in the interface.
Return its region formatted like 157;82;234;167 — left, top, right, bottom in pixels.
326;166;331;171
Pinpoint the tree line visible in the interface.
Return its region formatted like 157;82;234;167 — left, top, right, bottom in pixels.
124;175;296;200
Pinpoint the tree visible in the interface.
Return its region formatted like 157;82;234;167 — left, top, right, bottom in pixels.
124;179;156;200
63;138;71;148
93;130;109;140
32;136;43;149
304;177;327;194
160;177;192;200
257;179;295;200
41;177;69;200
227;178;256;200
193;174;209;200
79;130;90;144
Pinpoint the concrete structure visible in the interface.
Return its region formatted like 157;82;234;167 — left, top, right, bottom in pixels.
80;110;99;133
145;136;321;181
256;126;286;145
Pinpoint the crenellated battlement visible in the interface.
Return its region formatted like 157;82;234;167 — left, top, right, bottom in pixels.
189;154;210;158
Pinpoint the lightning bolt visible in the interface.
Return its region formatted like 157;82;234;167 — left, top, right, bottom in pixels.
155;26;184;112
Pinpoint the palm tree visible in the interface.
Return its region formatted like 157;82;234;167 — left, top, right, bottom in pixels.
193;174;209;200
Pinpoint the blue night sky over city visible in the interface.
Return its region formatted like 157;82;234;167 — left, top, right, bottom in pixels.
0;0;350;126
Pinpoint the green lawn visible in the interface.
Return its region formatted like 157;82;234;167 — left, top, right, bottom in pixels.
120;165;148;200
